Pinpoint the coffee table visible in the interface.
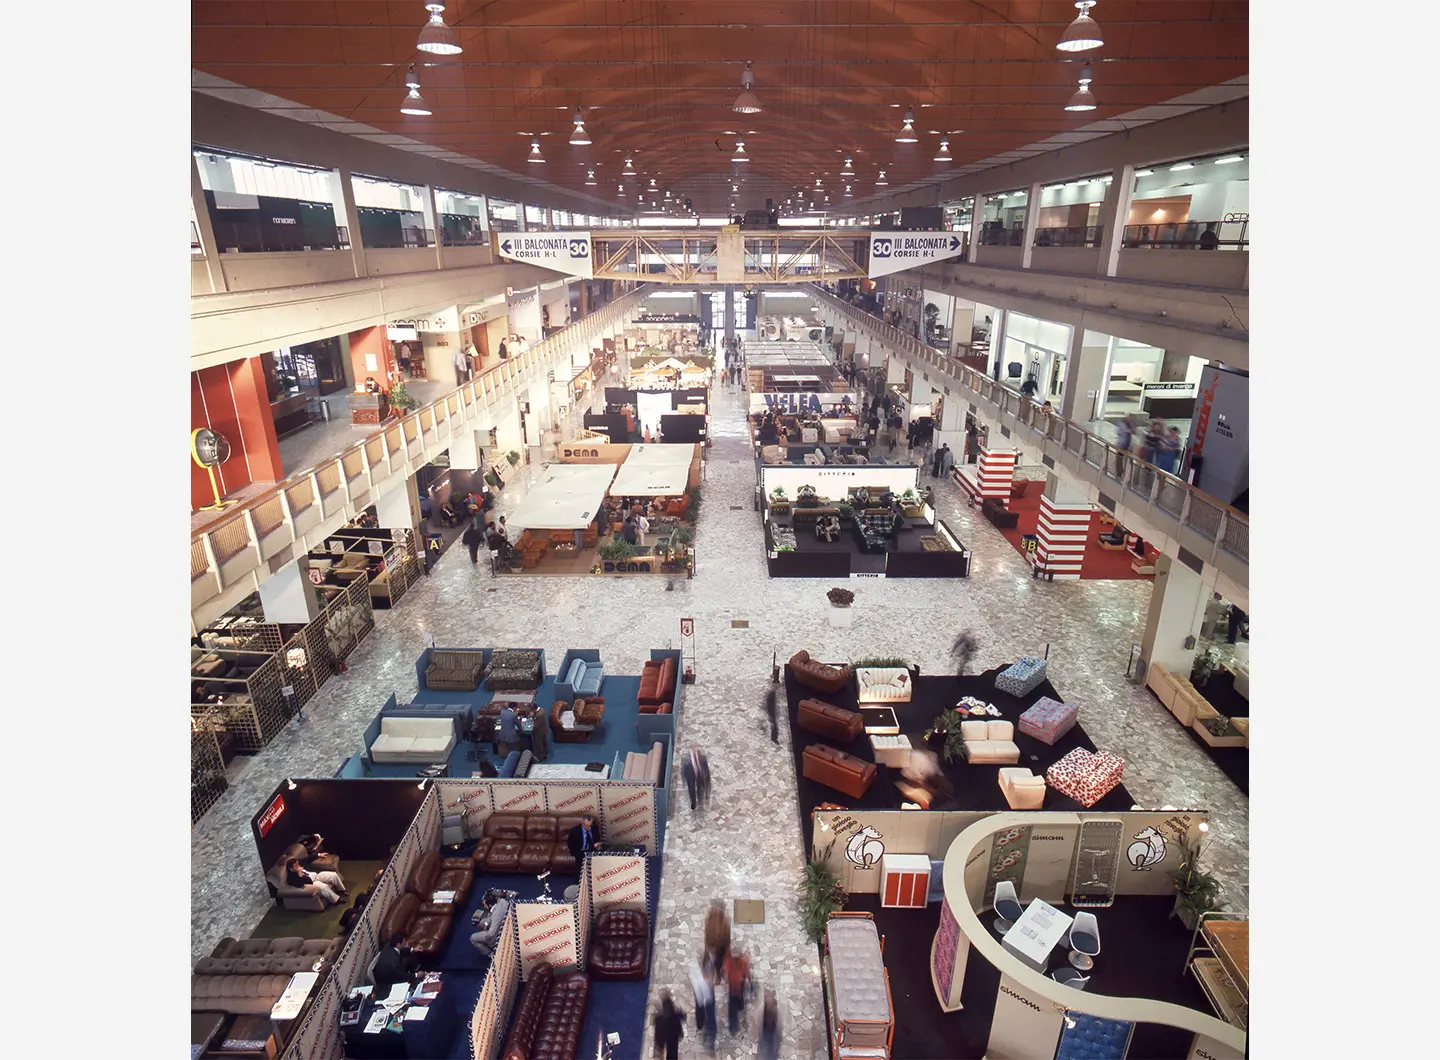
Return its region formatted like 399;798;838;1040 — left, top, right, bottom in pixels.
860;706;900;735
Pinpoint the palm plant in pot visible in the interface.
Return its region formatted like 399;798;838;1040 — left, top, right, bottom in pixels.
927;708;968;763
1170;836;1222;930
388;380;419;415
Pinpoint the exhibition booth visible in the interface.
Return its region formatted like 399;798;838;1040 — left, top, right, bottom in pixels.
500;464;617;576
307;524;423;608
626;350;713;391
760;462;970;579
191;760;666;1060
584;386;708;445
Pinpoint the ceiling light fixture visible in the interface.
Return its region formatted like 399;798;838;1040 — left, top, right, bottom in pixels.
841;157;855;177
569;109;591;146
896;108;918;143
1056;1;1103;53
1170;161;1195;171
624;157;636;174
844;185;853;197
585;170;597;186
649;178;657;188
933;139;952;162
733;140;750;162
1065;64;1097;112
399;66;432;116
733;60;762;114
1135;168;1154;177
416;3;463;55
617;184;625;196
527;138;545;163
876;169;888;186
1213;155;1244;165
815;178;823;188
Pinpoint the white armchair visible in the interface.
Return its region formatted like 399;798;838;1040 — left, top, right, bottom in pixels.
960;720;1020;765
998;767;1046;809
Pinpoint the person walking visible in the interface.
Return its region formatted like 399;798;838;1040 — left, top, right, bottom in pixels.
1155;426;1181;474
1115;413;1137;453
636;511;651;548
704;900;731;971
1141;419;1166;464
680;744;701;811
453;347;470;387
495;703;518;759
756;988;781;1060
462;518;484;565
722;944;752;1037
621;516;639;547
1020;375;1039;399
528;704;549;762
652;989;686;1060
696;746;712;810
690;956;717;1055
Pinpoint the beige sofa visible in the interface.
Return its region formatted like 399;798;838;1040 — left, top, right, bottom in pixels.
959;719;1020;765
370;716;456;764
1145;663;1212;728
998;767;1046;809
622;741;665;783
856;667;912;703
192;936;341;1015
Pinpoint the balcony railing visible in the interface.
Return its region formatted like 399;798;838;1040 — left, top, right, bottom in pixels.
212;220;352;253
979;227;1025;247
362;227;435;249
1121;219;1248;250
1033;224;1103;248
812;285;1248;566
439;228;490;247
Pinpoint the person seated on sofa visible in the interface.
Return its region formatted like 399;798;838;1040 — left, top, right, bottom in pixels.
1098;525;1125;545
567;814;599;863
469;891;512;960
372;931;418;992
296;833;336;869
284;857;348;906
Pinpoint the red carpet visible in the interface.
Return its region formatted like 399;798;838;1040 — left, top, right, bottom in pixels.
992;479;1159;580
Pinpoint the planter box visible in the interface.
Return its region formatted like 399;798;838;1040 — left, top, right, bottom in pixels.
827;606;855;628
1193;717;1247;748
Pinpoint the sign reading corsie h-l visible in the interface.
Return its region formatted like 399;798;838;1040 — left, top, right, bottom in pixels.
868;231;966;278
496;231;594;279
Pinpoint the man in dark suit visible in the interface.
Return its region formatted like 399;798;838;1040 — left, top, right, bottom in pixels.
566;813;598;863
371;931;415;992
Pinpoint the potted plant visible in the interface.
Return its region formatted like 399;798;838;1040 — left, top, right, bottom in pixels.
505;450;522;468
769;486;791;516
800;842;848;943
1171;836;1222;930
388;380;418;414
1189;649;1218;689
836;501;855;526
927;708;968;763
827;586;855;627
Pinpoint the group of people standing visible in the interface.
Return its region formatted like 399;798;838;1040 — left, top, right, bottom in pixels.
1116;413;1184;474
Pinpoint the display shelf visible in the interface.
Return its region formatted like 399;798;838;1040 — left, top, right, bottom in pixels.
1186;913;1248;1029
1191;958;1247;1028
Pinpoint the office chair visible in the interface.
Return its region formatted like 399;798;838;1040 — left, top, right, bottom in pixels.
993;880;1024;936
1051;966;1090;990
1067;911;1101;971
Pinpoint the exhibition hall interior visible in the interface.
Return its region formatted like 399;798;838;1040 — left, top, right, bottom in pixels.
184;4;1259;1058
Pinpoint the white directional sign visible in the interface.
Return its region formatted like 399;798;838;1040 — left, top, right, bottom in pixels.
495;231;594;278
867;230;966;278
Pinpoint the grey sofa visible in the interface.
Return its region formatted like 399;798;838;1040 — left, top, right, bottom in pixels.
192;935;341;1014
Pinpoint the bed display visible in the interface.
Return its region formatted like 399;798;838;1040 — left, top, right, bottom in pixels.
823;913;893;1059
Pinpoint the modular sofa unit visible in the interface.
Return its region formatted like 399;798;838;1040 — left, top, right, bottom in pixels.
959;720;1021;765
998;768;1047;809
638;657;677;707
587;909;650;981
369;716;456;764
484;648;545;692
1046;748;1125;808
1145;663;1212;728
408;849;475;917
1018;697;1078;746
790;650;854;694
503;961;590;1060
378;891;452;964
192;936;342;1015
557;649;606;699
471;812;589;875
855;667;912;703
995;656;1048;698
424;649;487;691
622;740;666;783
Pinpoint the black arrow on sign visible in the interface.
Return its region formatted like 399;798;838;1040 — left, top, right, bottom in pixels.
500;239;513;255
949;236;961;251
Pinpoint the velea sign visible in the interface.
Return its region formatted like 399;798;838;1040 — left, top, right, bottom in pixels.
868;231;966;278
496;231;594;278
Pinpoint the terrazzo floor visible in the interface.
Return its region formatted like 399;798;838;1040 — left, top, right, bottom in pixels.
191;360;1249;1059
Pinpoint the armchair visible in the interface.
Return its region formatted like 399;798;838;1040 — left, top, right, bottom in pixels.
998;768;1046;810
549;698;604;742
789;650;854;694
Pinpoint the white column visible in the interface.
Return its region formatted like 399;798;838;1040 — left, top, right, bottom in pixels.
377;476;421;530
190;157;227;293
1019;181;1043;270
1096;164;1136;278
991;308;1009;379
967;196;983;264
1140;553;1209;676
258;558;321;623
329;168;368;279
422;185;445;270
1057;323;1096;421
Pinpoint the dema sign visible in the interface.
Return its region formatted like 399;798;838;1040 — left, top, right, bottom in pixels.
868;231;965;278
495;231;594;278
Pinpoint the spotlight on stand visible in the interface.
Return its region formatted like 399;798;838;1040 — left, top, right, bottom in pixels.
286;778;298;790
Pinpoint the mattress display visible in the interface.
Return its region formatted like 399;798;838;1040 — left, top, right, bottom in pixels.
824;917;892;1058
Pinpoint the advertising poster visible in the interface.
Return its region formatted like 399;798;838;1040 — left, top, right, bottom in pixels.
515;901;580;978
932;897;961;1005
544;782;602;817
491;781;546;817
445;781;495;836
599;783;656;850
588;854;647;913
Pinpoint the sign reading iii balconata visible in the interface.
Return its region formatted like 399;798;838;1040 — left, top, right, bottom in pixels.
867;231;966;278
495;231;594;278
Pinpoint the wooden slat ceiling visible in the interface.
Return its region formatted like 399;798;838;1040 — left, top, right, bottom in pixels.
192;1;1249;213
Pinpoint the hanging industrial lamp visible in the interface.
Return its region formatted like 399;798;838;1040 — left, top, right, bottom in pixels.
933;139;952;162
528;138;545;162
400;66;431;116
733;61;762;114
416;3;462;55
1065;64;1097;111
896;108;918;143
733;140;750;163
569;110;592;146
1056;2;1103;53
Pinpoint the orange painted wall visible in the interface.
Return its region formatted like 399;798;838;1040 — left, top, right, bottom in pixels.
348;326;394;391
190;357;284;510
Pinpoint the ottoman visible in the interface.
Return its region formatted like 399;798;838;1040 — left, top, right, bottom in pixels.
996;656;1048;697
869;734;914;767
1046;748;1125;808
1018;697;1078;746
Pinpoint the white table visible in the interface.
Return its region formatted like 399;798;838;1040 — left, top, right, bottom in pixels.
270;970;320;1037
1001;898;1074;973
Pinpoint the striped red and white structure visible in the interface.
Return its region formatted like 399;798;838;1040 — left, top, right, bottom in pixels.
1035;492;1093;580
953;445;1019;502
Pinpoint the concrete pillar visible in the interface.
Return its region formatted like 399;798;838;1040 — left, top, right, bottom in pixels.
524;379;551;446
1140;553;1208;677
1019;182;1043;270
991;308;1009;379
910;371;933;406
377;475;421;530
950;301;975;352
329;168;368;279
1061;328;1110;423
449;426;484;470
190;157;228;293
258;558;321;624
421;185;445;270
967;196;983;264
886;352;907;386
1096;165;1136;278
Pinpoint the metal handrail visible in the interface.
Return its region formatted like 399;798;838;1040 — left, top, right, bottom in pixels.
812;285;1248;548
193;285;648;544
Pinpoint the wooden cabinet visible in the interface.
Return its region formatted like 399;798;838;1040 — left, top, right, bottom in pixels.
880;853;931;909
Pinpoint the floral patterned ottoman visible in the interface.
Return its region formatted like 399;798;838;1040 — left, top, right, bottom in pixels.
1018;697;1078;746
995;656;1048;697
1045;748;1125;808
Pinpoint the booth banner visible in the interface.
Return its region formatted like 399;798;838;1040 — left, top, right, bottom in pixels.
470;968;501;1060
932;897;961;1005
544;782;602;817
588;853;647;912
557;441;630;464
415;786;442;851
389;822;423;894
986;824;1034;907
515;901;580;979
600;783;657;851
1116;811;1207;894
576;854;595;955
492;781;546;817
988;972;1065;1060
331;920;376;1001
762;464;919;500
440;780;495;836
749;391;857;415
1187;1032;1246;1060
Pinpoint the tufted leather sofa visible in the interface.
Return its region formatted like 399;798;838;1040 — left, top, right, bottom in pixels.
472;813;589;876
549;698;604;742
586;909;650;981
379;891;452;963
638;658;677;706
797;698;863;743
192;936;341;1014
502;960;590;1060
802;743;877;799
410;849;475;916
789;650;854;694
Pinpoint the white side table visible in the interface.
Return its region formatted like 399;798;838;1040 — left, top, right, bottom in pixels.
869;734;913;767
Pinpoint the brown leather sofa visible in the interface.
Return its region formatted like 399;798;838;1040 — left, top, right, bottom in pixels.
472;812;588;875
409;849;475;916
789;650;854;694
586;909;650;981
379;891;452;963
549;698;604;742
516;531;547;568
797;698;863;743
638;658;677;706
502;960;590;1060
803;743;877;799
191;935;341;1014
639;700;673;715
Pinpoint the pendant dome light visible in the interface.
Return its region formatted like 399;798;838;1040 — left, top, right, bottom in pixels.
585;170;597;186
416;3;462;55
617;184;625;197
933;138;952;162
876;169;888;186
1065;64;1097;111
733;140;750;162
569;109;592;145
624;157;636;174
527;138;545;163
733;61;762;114
400;66;431;116
896;108;918;143
1056;2;1104;53
841;157;855;178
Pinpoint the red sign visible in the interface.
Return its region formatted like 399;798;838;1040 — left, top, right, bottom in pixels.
680;618;694;637
257;793;286;837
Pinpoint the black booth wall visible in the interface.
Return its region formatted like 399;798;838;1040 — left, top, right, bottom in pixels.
583;413;630;441
251;778;428;869
659;414;705;443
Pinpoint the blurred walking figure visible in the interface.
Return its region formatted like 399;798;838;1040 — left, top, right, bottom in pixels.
1141;419;1166;464
756;988;781;1060
723;943;752;1036
704;899;731;971
1115;413;1140;453
690;956;717;1055
651;988;686;1060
